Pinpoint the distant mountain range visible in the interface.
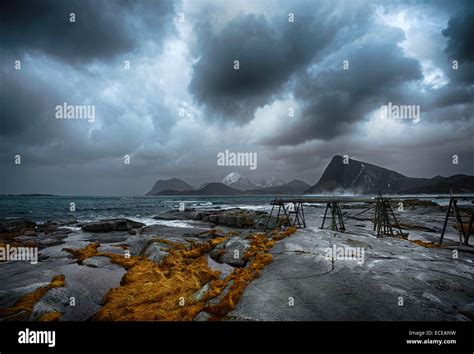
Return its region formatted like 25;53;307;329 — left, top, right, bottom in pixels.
146;172;310;196
306;155;474;194
146;156;474;196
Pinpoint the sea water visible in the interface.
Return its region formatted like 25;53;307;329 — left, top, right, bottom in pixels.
0;194;472;225
0;195;276;224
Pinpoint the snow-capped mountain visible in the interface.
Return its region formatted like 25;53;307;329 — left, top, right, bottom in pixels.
221;172;256;191
221;172;287;191
254;177;286;188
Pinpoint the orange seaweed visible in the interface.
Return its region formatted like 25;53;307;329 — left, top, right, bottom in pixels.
64;227;297;321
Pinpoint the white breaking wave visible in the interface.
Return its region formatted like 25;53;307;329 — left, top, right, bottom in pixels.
151;219;197;228
128;216;196;228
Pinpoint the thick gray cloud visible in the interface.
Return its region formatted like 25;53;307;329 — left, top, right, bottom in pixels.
0;70;54;137
432;9;474;110
433;84;474;109
0;0;181;196
1;0;473;195
264;35;423;144
441;10;474;88
0;0;176;63
189;6;344;123
442;12;474;63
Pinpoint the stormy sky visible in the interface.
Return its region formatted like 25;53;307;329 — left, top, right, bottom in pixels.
1;0;473;195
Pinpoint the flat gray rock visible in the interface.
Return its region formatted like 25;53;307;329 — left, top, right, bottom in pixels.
30;287;71;320
82;256;121;270
210;237;250;267
457;302;474;320
229;208;474;321
141;241;170;265
57;263;126;321
207;255;235;279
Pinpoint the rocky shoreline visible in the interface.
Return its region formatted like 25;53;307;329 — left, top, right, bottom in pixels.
0;201;473;321
153;208;275;229
0;208;287;321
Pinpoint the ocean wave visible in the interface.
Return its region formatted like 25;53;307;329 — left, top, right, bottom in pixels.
63;226;82;231
127;216;196;228
153;220;198;228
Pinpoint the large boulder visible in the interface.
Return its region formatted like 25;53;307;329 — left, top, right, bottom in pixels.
153;208;271;229
202;210;254;228
81;219;145;233
153;210;196;220
193;209;266;228
0;219;36;235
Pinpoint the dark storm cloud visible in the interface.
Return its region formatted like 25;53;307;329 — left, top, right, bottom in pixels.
0;65;96;165
0;0;180;172
264;36;423;145
189;8;342;124
441;10;474;86
432;9;474;109
0;0;176;63
1;0;473;195
0;58;177;168
442;11;474;63
433;85;474;109
0;69;53;137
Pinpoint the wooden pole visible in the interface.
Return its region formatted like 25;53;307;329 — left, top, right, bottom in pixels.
453;199;466;246
466;214;473;246
331;202;336;231
336;201;345;232
301;202;306;228
265;203;275;231
439;197;452;245
321;202;330;229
